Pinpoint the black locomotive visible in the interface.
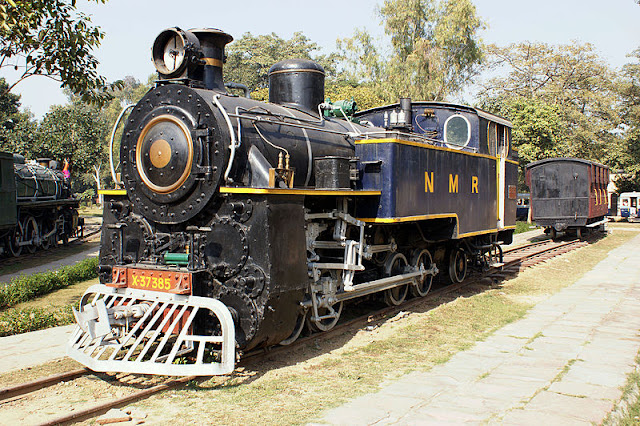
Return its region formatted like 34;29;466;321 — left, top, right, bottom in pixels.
68;27;517;376
0;152;81;257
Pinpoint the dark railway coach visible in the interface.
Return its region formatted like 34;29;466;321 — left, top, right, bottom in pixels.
525;158;609;238
67;27;517;376
0;151;81;256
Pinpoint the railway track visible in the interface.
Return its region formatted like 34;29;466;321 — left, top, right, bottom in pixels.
0;224;102;268
0;234;592;425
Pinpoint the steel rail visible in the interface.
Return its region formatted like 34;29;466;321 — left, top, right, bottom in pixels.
0;368;90;401
25;236;589;424
36;376;196;426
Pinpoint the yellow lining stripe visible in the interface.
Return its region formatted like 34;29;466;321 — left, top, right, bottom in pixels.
99;189;127;195
357;213;457;223
356;138;498;161
458;228;498;238
269;68;325;76
502;225;517;230
356;138;519;165
219;187;381;196
357;214;512;239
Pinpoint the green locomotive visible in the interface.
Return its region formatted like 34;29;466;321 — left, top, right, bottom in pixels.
0;151;82;256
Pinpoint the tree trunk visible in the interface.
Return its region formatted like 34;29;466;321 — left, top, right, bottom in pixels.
93;164;103;206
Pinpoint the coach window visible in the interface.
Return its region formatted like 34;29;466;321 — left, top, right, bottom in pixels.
444;114;471;149
488;122;497;156
497;126;509;157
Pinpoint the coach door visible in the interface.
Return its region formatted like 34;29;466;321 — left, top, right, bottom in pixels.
489;123;509;229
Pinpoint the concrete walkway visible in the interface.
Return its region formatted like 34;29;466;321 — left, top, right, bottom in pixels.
0;244;99;284
0;325;76;373
317;232;640;425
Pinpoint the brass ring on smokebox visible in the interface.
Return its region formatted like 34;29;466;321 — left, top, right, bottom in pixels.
136;115;194;194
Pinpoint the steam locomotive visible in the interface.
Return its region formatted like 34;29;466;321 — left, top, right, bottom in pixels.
0;152;81;257
68;27;517;376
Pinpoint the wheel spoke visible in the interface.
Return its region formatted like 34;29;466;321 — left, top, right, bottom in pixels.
307;301;342;332
383;253;409;306
448;248;467;283
411;249;433;297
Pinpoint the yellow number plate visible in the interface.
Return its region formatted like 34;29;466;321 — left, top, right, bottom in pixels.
126;268;191;294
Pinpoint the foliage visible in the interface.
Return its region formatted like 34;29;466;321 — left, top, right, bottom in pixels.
337;0;485;102
37;99;109;191
325;81;387;111
612;48;640;192
614;175;640;194
515;221;537;234
477;41;623;187
225;32;339;92
77;187;96;204
0;77;20;124
0;77;38;153
0;256;98;310
0;305;73;337
0;0;120;107
480;97;564;164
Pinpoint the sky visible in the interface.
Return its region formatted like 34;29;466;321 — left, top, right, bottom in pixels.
3;0;640;118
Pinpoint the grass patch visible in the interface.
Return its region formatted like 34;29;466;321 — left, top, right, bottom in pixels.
0;306;74;337
129;227;639;425
602;353;640;425
0;277;96;337
0;256;98;337
515;221;539;234
78;205;103;217
0;257;98;310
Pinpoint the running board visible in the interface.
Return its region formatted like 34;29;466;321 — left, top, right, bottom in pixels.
335;264;439;302
67;284;235;376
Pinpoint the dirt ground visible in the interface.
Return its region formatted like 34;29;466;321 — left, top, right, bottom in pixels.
1;224;637;425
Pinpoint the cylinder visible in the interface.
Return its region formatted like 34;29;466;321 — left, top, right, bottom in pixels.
164;252;190;266
399;97;412;129
268;59;325;114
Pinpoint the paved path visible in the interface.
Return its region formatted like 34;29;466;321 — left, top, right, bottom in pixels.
0;243;99;284
317;232;640;425
508;227;546;246
0;325;76;373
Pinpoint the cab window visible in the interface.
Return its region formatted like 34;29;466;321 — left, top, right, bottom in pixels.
444;115;470;148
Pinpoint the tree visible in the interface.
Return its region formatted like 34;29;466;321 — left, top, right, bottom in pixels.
0;0;119;106
225;32;339;92
0;77;38;155
337;0;485;102
477;41;621;186
325;81;387;111
37;100;110;195
612;47;640;191
0;78;20;124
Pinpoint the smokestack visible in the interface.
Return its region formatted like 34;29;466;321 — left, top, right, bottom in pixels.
190;28;233;91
